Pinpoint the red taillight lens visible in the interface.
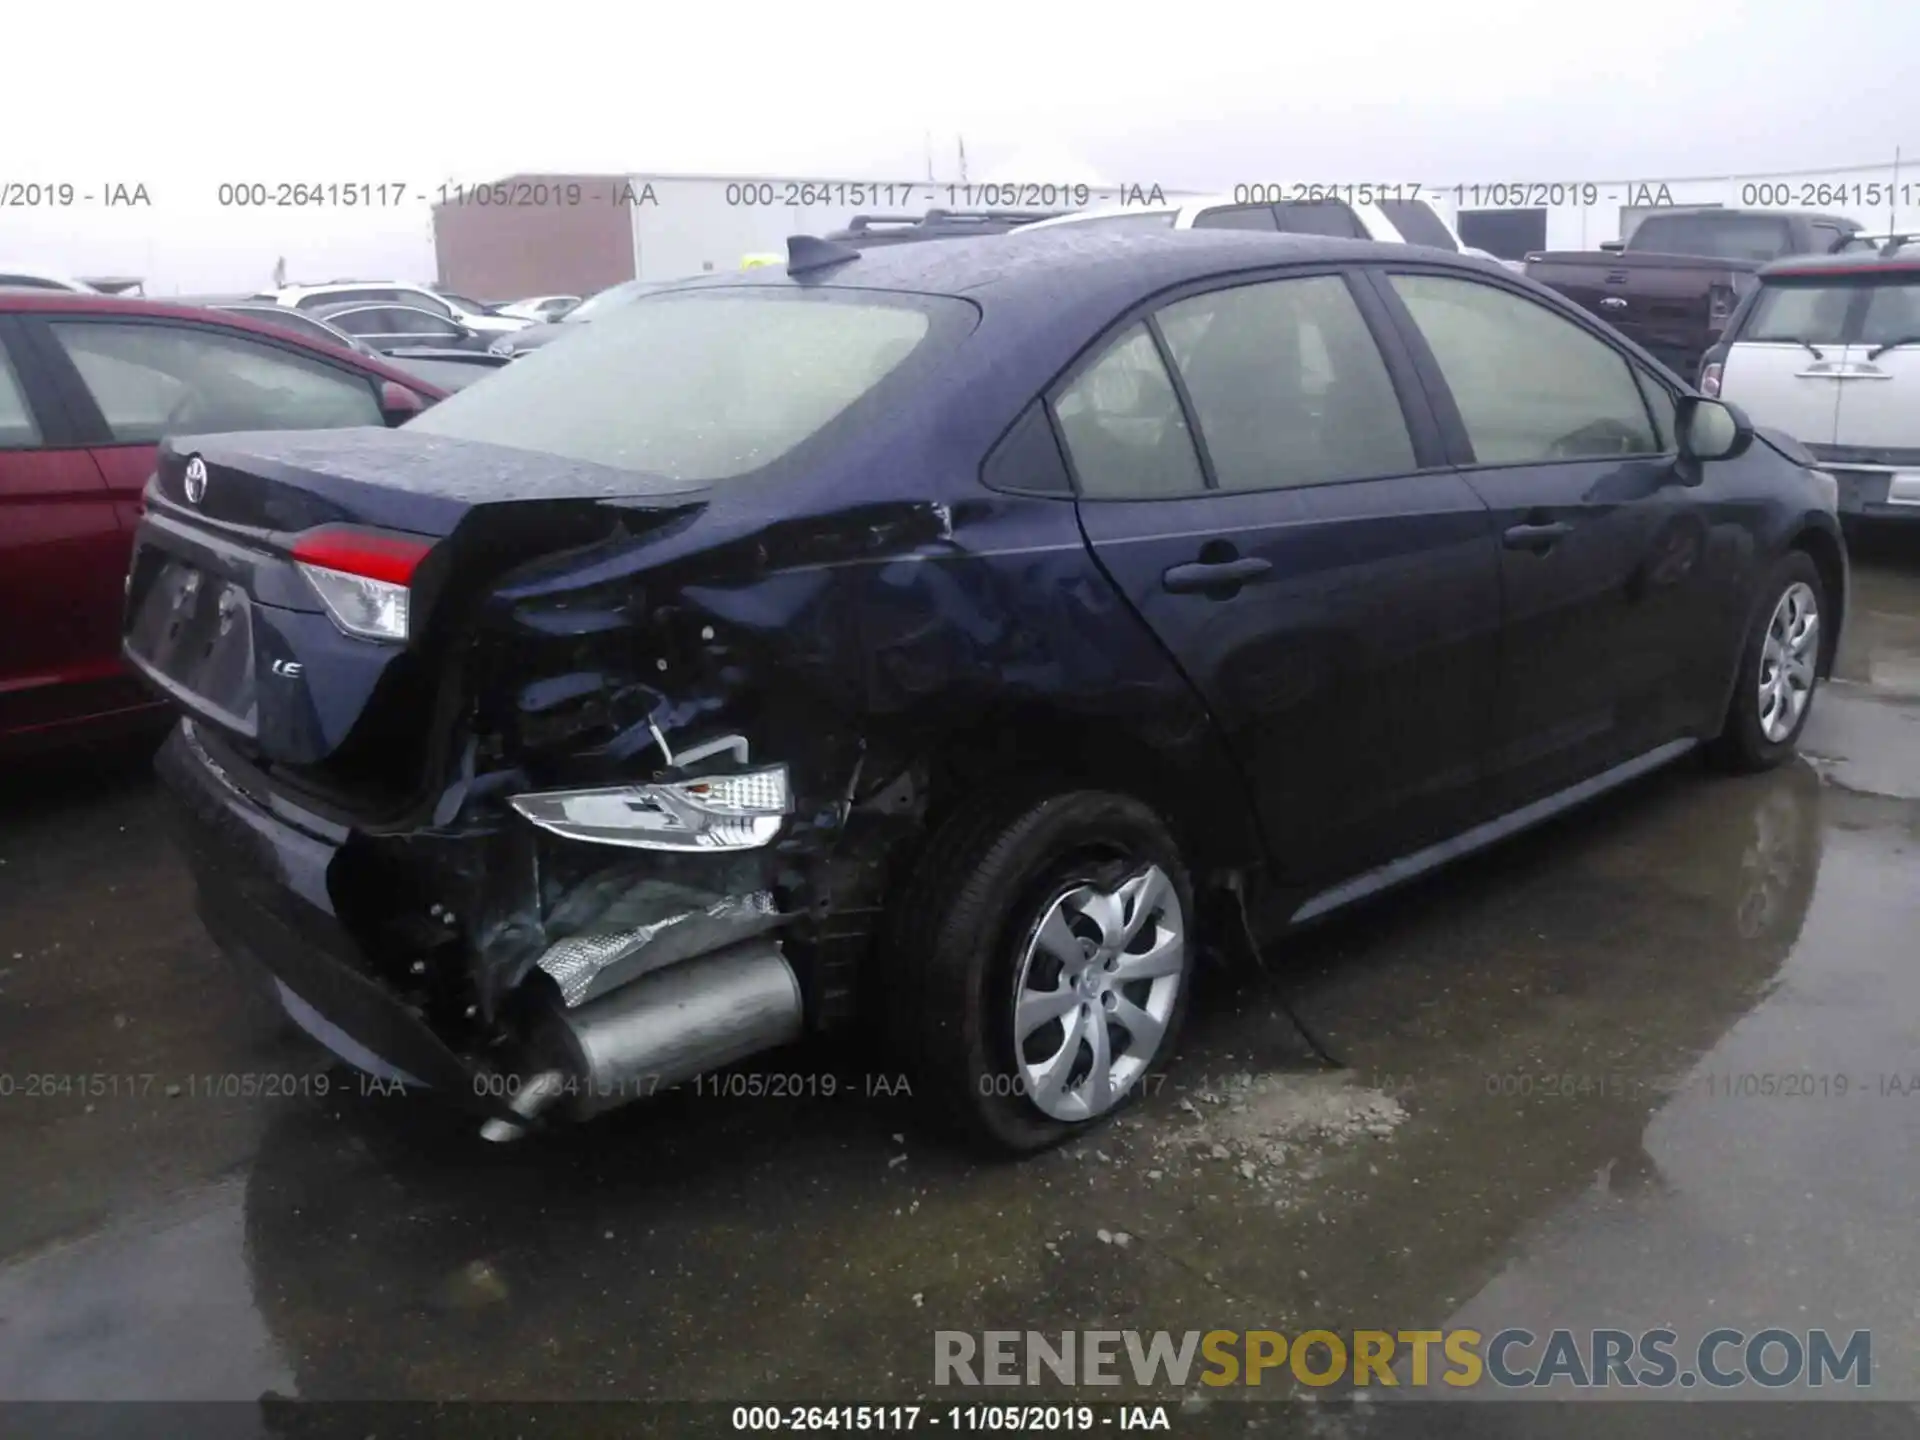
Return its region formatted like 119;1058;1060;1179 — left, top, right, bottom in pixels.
1700;361;1723;397
291;526;433;643
291;526;432;584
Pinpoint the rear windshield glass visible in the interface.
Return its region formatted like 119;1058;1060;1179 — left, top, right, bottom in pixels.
1376;199;1459;250
406;288;972;481
1744;278;1920;346
1631;214;1794;261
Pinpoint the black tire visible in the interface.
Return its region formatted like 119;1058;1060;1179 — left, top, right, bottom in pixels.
884;788;1196;1155
1709;550;1827;773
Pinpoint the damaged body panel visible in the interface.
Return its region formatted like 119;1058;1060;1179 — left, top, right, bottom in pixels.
125;259;1264;1134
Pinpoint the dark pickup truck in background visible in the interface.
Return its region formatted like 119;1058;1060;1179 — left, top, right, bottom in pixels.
1524;208;1867;378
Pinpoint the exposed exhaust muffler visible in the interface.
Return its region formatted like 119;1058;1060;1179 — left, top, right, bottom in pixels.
482;937;804;1140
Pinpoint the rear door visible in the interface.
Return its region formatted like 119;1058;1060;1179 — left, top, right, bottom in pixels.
0;317;135;737
1371;267;1735;812
1056;268;1503;895
1717;277;1854;446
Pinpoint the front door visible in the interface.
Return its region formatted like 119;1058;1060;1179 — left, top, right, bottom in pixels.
1370;268;1734;812
1056;270;1503;894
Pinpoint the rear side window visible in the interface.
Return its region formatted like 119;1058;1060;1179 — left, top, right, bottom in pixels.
1743;283;1857;346
1389;274;1660;464
1274;202;1368;239
1053;325;1205;499
50;322;383;443
1158;276;1416;489
1632;214;1794;261
0;342;42;448
1375;200;1459;251
407;290;965;483
1192;205;1278;232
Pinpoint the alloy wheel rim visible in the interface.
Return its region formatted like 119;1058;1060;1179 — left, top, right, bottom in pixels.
1758;581;1819;744
1011;864;1186;1122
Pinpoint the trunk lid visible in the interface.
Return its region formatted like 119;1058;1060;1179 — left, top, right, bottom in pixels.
123;427;705;793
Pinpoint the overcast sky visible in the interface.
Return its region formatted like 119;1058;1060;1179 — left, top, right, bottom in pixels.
5;0;1917;291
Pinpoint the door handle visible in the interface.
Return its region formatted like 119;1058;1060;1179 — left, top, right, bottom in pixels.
1502;520;1573;552
1599;297;1628;309
1162;555;1273;595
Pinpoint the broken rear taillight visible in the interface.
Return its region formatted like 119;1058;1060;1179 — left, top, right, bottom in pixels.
292;525;434;643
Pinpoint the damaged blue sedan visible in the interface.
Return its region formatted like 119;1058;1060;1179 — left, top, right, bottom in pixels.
127;228;1845;1152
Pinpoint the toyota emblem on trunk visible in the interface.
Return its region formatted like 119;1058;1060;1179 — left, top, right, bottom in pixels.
183;456;208;505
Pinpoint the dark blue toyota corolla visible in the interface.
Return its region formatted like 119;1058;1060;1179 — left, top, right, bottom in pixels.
125;229;1846;1153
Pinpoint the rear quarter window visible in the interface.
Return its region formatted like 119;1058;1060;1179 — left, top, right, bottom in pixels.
406;289;974;483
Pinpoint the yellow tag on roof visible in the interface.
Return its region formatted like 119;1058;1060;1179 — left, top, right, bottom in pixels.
740;253;781;269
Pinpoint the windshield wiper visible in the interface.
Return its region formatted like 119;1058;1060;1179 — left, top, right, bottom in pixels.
1866;335;1920;360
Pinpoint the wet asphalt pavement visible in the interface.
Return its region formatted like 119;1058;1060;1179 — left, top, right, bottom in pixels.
2;545;1918;1434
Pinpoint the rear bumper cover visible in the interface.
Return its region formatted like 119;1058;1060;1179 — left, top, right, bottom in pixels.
156;725;517;1120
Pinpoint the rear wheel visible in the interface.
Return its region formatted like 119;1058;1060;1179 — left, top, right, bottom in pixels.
1710;551;1826;772
886;789;1195;1155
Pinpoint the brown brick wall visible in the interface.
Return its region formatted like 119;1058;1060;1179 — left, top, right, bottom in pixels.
432;174;636;302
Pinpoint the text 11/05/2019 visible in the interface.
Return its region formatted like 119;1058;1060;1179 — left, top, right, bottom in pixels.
730;1405;1173;1431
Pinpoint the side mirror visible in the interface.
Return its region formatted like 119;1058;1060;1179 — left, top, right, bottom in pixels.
378;380;426;426
1676;396;1752;464
1599;239;1626;254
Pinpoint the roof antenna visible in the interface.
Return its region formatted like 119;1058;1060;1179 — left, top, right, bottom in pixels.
786;235;861;276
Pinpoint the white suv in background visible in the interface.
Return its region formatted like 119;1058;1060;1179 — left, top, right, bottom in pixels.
256;282;530;335
1020;193;1517;267
1703;246;1920;522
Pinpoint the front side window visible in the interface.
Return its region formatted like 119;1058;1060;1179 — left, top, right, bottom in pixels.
50;322;382;443
1192;205;1278;233
1389;274;1660;464
0;341;42;448
1158;275;1416;490
1742;282;1859;347
1053;325;1205;499
1273;202;1368;239
408;289;964;484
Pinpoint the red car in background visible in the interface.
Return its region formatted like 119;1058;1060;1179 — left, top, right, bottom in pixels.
0;290;447;755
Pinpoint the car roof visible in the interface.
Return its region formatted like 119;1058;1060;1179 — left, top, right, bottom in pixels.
690;229;1506;361
1642;207;1861;227
726;227;1472;299
0;289;449;395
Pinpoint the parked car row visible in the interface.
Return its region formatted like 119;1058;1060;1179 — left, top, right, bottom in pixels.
0;287;449;754
113;226;1846;1155
1524;207;1871;379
